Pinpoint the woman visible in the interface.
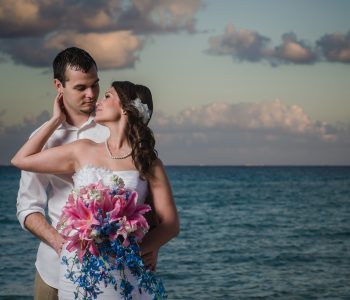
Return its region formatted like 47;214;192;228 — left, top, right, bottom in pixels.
12;81;180;299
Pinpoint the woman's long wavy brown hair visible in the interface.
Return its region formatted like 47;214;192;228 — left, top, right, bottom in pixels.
111;81;158;179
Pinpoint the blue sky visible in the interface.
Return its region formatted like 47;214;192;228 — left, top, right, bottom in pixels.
0;0;349;165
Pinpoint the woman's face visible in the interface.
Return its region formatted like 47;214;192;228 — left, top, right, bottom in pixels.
94;87;124;124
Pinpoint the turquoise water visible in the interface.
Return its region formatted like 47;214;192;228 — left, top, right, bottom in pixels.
1;166;350;299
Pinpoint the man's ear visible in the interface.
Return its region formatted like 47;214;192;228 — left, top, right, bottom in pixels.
54;79;63;93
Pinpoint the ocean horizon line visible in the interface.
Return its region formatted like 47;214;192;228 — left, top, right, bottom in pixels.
2;164;350;168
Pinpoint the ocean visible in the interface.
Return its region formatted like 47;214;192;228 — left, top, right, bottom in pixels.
0;166;349;300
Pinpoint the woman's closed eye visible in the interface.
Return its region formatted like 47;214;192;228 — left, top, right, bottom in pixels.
105;91;114;98
99;95;109;102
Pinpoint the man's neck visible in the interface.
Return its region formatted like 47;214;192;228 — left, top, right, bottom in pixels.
66;113;91;128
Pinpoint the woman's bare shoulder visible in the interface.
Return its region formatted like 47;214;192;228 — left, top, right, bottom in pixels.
149;158;167;179
73;139;98;146
151;158;164;170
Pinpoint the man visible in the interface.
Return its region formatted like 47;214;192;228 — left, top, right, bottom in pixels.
16;47;110;299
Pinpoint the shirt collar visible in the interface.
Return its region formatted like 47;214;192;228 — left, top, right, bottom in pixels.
57;115;96;131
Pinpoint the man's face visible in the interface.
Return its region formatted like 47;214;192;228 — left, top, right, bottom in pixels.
59;66;100;116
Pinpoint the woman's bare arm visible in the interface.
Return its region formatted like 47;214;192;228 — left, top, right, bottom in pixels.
11;93;78;174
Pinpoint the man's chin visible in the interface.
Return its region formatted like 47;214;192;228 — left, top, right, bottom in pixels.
80;108;95;115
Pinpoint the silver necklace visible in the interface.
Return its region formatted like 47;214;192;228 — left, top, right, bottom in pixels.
105;140;132;160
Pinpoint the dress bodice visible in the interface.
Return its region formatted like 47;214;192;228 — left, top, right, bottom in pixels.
72;165;148;204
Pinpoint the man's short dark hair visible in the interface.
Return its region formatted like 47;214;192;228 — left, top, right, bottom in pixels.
53;47;97;86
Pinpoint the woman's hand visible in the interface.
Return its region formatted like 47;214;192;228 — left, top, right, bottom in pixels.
52;92;66;123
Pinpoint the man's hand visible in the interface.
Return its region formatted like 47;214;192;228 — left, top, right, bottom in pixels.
141;248;159;272
48;230;66;256
24;212;66;256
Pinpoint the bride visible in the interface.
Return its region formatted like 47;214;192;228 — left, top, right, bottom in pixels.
12;81;180;299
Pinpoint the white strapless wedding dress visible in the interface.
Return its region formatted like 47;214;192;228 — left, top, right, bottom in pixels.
58;165;153;300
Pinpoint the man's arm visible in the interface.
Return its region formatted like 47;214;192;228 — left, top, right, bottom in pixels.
24;213;66;255
16;170;65;255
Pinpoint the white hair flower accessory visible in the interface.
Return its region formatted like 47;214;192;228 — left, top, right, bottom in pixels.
131;98;151;124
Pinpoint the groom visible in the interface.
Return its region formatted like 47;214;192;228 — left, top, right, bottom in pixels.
16;47;157;299
16;47;108;299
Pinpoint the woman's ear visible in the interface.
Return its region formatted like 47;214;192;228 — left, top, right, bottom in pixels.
122;110;127;115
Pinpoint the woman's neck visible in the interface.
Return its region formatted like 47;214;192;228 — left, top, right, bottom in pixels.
107;122;130;150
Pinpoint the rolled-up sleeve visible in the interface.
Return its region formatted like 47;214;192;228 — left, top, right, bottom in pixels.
16;170;49;230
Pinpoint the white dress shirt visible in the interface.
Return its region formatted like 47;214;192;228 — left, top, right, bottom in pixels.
16;116;110;289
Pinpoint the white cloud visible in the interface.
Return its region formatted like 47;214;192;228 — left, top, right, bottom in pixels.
1;100;349;165
150;100;349;165
207;25;319;65
0;0;39;22
207;24;271;62
0;110;50;165
0;0;203;68
46;31;143;69
154;99;327;136
317;31;350;63
274;33;316;63
132;0;202;32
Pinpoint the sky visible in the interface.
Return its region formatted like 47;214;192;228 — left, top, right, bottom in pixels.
0;0;349;165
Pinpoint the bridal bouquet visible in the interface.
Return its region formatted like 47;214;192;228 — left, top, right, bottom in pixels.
57;175;167;300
